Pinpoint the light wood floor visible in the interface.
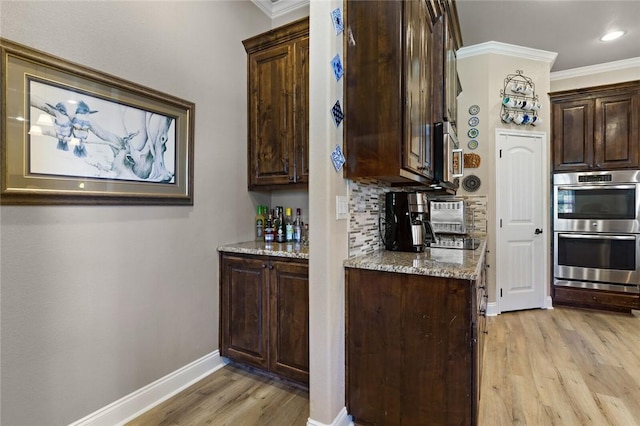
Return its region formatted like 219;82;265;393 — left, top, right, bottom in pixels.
480;307;640;426
128;307;640;426
126;364;309;426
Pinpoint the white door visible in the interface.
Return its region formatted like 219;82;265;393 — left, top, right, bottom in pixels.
495;129;548;312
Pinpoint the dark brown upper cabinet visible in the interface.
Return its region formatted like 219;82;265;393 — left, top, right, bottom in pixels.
434;0;462;130
551;81;640;172
345;0;439;185
243;18;309;190
344;0;462;186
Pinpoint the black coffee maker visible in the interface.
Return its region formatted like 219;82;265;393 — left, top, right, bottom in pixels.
383;191;436;252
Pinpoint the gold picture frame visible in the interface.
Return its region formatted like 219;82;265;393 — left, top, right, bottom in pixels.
1;38;195;205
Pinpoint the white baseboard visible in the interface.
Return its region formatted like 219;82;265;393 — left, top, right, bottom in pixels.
69;350;228;426
544;296;554;309
308;407;353;426
486;301;500;316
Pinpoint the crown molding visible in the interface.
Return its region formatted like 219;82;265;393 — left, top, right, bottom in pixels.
251;0;309;19
550;57;640;81
457;41;558;69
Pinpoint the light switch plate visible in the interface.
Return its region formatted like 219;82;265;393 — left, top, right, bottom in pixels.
336;195;348;220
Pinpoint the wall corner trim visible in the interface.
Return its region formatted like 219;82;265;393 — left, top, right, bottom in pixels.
458;41;558;68
308;407;354;426
69;351;228;426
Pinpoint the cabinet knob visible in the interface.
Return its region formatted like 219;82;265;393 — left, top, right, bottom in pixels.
262;264;267;268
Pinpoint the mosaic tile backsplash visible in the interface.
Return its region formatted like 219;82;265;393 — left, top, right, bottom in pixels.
348;179;488;258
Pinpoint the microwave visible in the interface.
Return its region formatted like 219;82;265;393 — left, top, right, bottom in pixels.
432;122;463;191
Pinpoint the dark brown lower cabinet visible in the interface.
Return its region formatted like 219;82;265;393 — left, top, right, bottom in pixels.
219;252;309;385
346;265;486;426
553;285;639;313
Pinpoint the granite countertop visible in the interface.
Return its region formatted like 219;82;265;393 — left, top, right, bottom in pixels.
343;237;487;280
218;240;309;260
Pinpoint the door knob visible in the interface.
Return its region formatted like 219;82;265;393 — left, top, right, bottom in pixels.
534;228;543;235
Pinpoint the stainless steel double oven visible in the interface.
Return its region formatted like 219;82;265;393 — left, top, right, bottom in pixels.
553;170;640;294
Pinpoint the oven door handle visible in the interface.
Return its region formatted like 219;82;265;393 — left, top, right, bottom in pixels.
557;184;636;191
558;233;637;241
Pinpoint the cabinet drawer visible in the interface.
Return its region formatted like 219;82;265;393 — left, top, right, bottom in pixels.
554;286;639;312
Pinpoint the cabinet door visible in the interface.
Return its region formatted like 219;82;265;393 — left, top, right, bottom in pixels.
444;14;458;127
248;44;294;188
594;91;639;169
420;0;434;179
220;254;269;369
346;268;403;425
293;36;310;184
552;98;594;171
269;260;309;384
404;0;423;175
404;0;434;179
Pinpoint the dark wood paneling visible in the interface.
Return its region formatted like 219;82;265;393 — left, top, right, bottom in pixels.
346;268;404;425
346;264;482;425
345;1;404;179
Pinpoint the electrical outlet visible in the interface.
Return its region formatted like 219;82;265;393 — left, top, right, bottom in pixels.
336;195;348;220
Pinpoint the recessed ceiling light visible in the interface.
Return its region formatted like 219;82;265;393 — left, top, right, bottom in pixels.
600;30;625;41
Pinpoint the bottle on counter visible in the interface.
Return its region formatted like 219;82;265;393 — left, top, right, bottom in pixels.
293;208;302;243
285;207;294;241
255;205;265;241
275;206;286;243
302;223;309;247
264;211;275;242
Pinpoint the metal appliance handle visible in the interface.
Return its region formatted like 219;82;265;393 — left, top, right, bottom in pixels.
452;148;464;178
558;233;636;241
557;184;636;191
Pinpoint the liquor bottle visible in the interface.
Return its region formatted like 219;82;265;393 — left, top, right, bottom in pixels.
275;206;286;243
264;212;275;242
302;223;309;247
255;205;265;241
285;207;294;241
293;208;302;243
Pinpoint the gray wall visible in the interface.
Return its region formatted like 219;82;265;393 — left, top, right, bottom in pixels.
0;1;272;424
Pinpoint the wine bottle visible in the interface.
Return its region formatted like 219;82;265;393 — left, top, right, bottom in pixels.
285;207;294;241
275;206;285;243
293;208;302;243
264;212;275;242
255;205;265;241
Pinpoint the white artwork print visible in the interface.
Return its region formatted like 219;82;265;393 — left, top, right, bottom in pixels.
29;79;176;183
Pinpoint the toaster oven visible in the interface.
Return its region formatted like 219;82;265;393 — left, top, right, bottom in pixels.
429;199;468;234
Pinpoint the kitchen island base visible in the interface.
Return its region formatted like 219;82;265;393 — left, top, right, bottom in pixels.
345;264;486;426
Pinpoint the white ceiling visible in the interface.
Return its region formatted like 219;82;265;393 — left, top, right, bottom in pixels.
254;0;640;72
456;0;640;72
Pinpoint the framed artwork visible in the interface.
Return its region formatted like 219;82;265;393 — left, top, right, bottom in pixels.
1;38;195;205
